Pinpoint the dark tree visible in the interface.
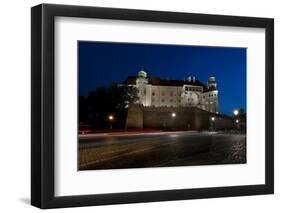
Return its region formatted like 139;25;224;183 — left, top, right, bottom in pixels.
78;96;89;124
84;84;139;130
108;84;139;110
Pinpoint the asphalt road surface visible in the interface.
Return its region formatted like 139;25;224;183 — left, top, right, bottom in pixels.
78;131;246;170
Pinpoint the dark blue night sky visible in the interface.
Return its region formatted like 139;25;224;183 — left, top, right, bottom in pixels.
78;41;246;115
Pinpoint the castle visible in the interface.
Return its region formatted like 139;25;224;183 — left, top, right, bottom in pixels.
123;69;219;113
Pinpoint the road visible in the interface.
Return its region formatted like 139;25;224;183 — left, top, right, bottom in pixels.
78;131;246;170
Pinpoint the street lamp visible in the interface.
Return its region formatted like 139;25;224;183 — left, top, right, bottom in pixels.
233;110;240;131
210;116;215;131
171;112;176;118
108;115;114;129
235;119;240;130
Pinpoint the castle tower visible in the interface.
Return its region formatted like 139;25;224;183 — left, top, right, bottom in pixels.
207;76;217;90
136;69;148;86
205;77;219;113
136;69;149;106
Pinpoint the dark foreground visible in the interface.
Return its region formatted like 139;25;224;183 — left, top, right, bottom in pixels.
78;131;246;170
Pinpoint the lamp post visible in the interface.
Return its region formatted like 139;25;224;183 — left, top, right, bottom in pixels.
235;119;240;130
170;112;176;130
210;116;215;131
233;109;240;130
108;115;114;129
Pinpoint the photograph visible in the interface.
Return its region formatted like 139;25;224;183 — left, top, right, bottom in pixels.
78;41;247;170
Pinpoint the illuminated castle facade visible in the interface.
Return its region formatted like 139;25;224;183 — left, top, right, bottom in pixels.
123;69;219;113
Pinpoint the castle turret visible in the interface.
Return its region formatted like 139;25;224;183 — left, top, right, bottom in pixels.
136;68;148;86
204;76;219;113
207;77;217;90
136;69;149;106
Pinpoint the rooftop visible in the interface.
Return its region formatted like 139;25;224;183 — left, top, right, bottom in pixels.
123;76;206;88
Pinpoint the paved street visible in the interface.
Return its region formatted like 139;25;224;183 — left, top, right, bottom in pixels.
78;131;246;170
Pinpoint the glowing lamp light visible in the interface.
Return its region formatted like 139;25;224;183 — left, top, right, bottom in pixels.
235;119;239;123
211;117;215;121
233;109;239;116
171;112;176;118
108;115;114;120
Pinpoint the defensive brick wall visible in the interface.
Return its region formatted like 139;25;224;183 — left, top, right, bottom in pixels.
125;104;234;130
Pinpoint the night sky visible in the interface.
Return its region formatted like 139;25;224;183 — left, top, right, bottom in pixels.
78;41;246;115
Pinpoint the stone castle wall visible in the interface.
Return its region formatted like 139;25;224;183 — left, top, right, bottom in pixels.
125;104;233;130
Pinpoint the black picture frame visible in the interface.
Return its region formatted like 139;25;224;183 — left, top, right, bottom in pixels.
31;3;274;209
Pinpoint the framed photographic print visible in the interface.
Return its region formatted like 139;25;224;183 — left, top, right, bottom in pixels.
31;4;274;209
